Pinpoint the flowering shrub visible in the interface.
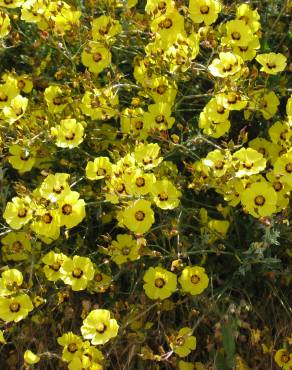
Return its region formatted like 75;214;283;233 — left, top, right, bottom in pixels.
0;0;291;369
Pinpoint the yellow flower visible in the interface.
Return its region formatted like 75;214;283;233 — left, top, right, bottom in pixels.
274;349;292;369
80;87;119;120
3;95;28;124
109;234;141;265
256;53;287;74
30;209;60;239
24;350;40;365
68;342;104;370
0;294;33;322
0;268;23;297
117;199;155;234
233;147;266;178
251;90;280;120
0;10;11;38
16;74;33;93
266;171;291;211
60;255;95;291
81;42;111;74
57;332;84;363
134;143;163;170
236;3;260;32
220;92;248;111
145;0;174;14
179;266;209;295
1;232;31;261
44;85;71;113
88;268;112;293
0;75;18;109
189;0;221;26
150;9;186;47
58;191;86;229
241;182;277;218
3;196;33;230
221;178;245;207
42;251;69;282
85;157;113;180
152;179;181;210
149;76;177;105
203;149;231;177
39;173;71;202
127;170;156;196
0;0;24;8
232;36;260;62
269;121;291;146
208;52;243;78
8;144;36;173
120;107;148;139
203;96;230;123
52;7;81;35
51;119;84;149
273;152;292;187
170;327;197;357
249;138;278;163
144;102;175;131
143;266;177;300
92;15;121;41
81;309;119;345
199;110;230;138
222;20;253;47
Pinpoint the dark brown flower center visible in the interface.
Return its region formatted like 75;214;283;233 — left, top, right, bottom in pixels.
266;62;276;69
154;277;165;288
156;85;167;95
231;31;241;40
135;211;145;221
93;52;102;62
217;106;225;114
280;354;289;363
96;323;107;333
72;268;83;278
254;195;265;206
200;5;209;14
0;92;8;102
243;162;253;169
158;192;168;201
12;241;23;253
136;177;145;187
135;120;143;130
65;132;76;140
68;343;78;353
17;80;26;90
273;181;283;192
285;163;292;173
53;185;64;194
42;213;53;224
215;160;224;169
122;247;131;255
94;273;103;282
18;209;28;218
50;262;61;271
62;204;72;215
97;168;106;176
9;302;20;312
53;96;63;105
191;274;200;284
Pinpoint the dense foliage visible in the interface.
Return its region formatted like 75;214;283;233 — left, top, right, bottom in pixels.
0;0;291;369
